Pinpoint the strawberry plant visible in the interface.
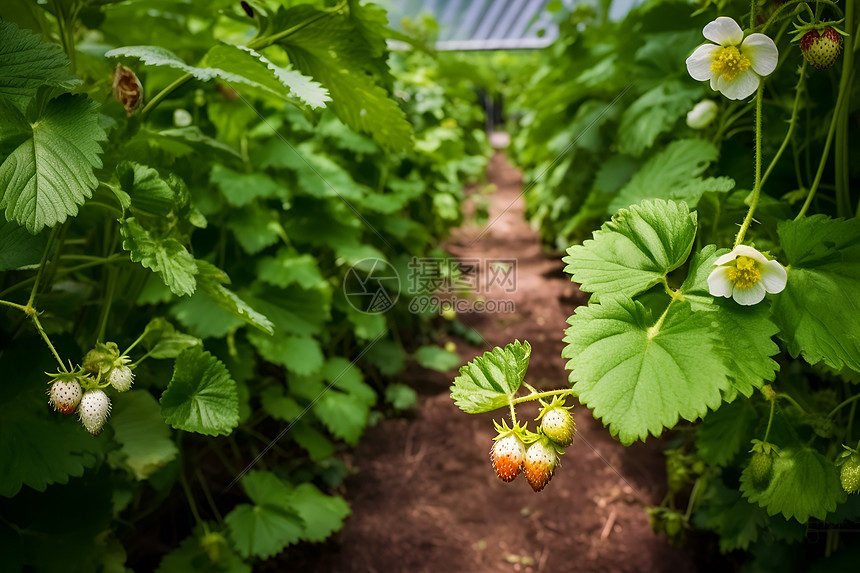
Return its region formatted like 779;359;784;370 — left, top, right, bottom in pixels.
0;0;488;570
453;0;860;568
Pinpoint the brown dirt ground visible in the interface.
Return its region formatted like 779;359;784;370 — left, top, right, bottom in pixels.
287;153;700;573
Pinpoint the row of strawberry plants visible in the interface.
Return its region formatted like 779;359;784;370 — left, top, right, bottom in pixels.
453;0;860;568
0;1;487;571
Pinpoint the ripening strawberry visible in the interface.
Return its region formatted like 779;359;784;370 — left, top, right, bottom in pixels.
540;407;575;448
523;439;559;492
841;453;860;494
48;379;82;414
490;434;526;482
749;451;774;489
109;365;134;392
79;389;111;435
800;27;842;69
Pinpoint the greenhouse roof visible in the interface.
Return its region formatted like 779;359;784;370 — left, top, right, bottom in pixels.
382;0;644;51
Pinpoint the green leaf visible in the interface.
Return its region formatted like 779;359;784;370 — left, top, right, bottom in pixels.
160;347;239;436
171;291;246;339
289;483;350;542
0;94;106;233
116;162;175;215
609;139;730;213
249;333;324;376
695;400;759;466
563;297;729;445
278;5;413;151
210;164;285;207
156;523;249;573
196;261;274;335
225;471;304;559
0;213;47;271
415;345;461;372
307;357;376;445
0;21;76;112
694;478;768;552
450;340;531;414
563;199;697;301
257;249;324;290
385;383;417;410
226;204;283;254
773;216;860;373
740;447;846;523
142;317;201;359
111;391;179;480
617;81;700;157
120;218;197;297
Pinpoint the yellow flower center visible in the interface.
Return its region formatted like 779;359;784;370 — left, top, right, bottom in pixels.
710;46;751;82
728;256;761;289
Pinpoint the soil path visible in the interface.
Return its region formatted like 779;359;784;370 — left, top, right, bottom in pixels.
290;153;698;573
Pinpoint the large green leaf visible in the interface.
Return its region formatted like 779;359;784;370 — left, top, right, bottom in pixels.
277;4;412;151
111;391;179;480
695;400;759;466
0;21;76;112
195;261;275;335
772;216;860;373
119;218;198;297
289;483;350;542
563;199;697;301
160;347;239;436
450;340;531;414
210;164;285;207
563;297;729;445
740;446;846;523
0;94;106;233
116;162;175;215
609;139;732;213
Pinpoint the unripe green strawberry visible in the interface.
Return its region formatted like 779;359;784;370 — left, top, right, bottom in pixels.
523;439;559;492
749;451;773;488
48;379;82;414
490;434;526;483
540;407;575;447
79;389;111;435
800;27;842;69
841;453;860;494
109;365;134;392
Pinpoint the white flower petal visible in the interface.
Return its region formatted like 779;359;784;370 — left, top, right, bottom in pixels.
707;267;734;298
686;44;720;81
760;259;787;294
732;282;767;306
703;17;743;46
742;33;779;76
715;69;760;100
730;245;769;264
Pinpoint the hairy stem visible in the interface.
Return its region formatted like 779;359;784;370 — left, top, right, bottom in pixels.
734;85;764;247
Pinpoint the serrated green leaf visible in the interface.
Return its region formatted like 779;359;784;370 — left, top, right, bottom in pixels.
0;21;76;113
385;383;417;410
364;339;406;375
119;218;198;297
249;333;324;376
171;291;246;339
210;164;285;207
563;297;729;444
740;447;846;523
617;81;700;157
225;471;304;559
142;317;201;359
111;391;179;480
160;347;239;436
195;261;274;335
289;483;350;542
116;162;175;215
450;340;531;414
696;400;759;466
415;345;461;372
226;204;283;254
609;139;729;213
257;249;324;290
291;422;335;461
156;523;249;573
772;216;860;373
0;94;106;233
278;5;412;151
311;357;376;445
563;199;697;301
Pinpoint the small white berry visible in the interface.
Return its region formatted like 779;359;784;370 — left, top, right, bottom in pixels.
79;389;112;435
48;379;83;414
109;365;134;392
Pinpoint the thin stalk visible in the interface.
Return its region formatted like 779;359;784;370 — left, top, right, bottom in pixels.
510;388;574;406
836;0;855;217
734;85;764;248
180;469;204;526
139;73;193;119
763;399;776;443
0;254;128;300
829;392;860;418
761;61;807;189
96;266;118;344
195;468;223;525
27;227;59;308
31;314;67;371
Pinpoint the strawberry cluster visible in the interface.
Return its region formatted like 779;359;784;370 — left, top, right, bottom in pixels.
490;397;576;492
46;341;135;435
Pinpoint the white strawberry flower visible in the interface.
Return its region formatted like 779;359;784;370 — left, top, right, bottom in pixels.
686;100;718;129
686;17;778;100
707;245;787;306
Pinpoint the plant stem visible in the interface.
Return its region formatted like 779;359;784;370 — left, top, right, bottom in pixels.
797;63;854;219
763;399;776;442
0;254;127;300
195;468;223;525
96;266;118;344
27;227;59;308
836;0;855;217
139;73;193;119
734;85;764;248
761;61;806;189
510;388;574;406
0;299;27;312
829;392;860;418
31;314;67;371
180;468;204;527
776;392;807;414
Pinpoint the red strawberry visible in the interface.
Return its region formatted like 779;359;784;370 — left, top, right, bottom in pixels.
523;439;559;492
800;27;842;69
48;379;82;414
491;434;526;482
